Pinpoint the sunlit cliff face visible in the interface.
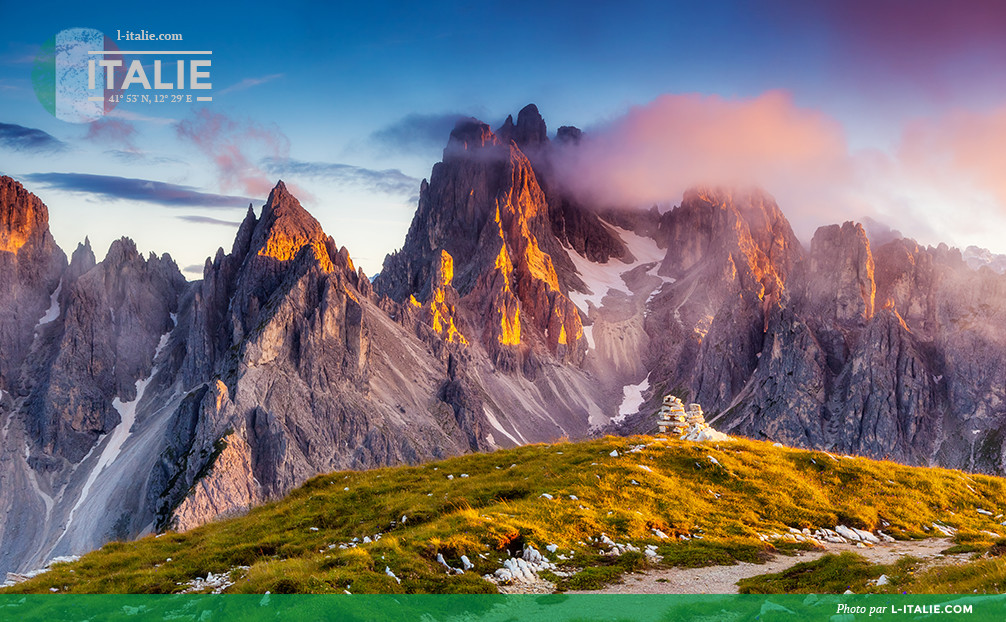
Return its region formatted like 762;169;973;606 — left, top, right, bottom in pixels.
0;179;48;254
409;249;469;345
255;181;335;272
497;303;521;346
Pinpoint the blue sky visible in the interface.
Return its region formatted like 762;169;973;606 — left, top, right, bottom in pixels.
3;0;1006;275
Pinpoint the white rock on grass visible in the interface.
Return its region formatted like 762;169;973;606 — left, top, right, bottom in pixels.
932;523;957;537
385;567;401;584
609;450;619;457
834;525;863;542
523;546;544;564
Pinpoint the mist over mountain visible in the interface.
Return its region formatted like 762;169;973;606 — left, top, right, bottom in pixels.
3;105;1006;578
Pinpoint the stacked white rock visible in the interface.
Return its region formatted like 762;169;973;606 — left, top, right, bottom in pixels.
656;395;689;435
656;395;730;442
686;403;704;425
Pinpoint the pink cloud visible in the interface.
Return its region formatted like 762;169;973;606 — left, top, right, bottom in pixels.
552;91;1006;253
899;106;1006;207
174;109;293;198
553;91;854;237
878;104;1006;240
85;118;139;151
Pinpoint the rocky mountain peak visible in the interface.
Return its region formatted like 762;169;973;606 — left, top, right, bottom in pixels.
803;221;876;324
252;180;330;268
514;104;548;148
555;126;583;145
65;237;96;280
103;237;140;267
497;104;548;151
0;177;66;391
0;176;51;254
445;119;500;159
659;186;802;294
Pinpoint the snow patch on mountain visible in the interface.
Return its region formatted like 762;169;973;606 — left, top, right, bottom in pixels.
616;374;649;423
566;224;671;349
55;319;175;549
483;406;524;446
34;281;61;330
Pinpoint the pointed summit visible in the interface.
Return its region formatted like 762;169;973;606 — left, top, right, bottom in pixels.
496;105;548;151
555;125;582;145
513;103;547;149
445;118;500;159
254;180;329;264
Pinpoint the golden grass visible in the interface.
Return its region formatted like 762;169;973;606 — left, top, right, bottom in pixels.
7;436;1006;594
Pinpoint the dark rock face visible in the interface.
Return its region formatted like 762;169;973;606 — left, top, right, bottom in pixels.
149;178;493;530
0;177;66;391
620;186;1006;474
22;238;185;463
496;104;548;153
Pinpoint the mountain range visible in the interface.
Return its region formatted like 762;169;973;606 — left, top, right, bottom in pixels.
2;104;1006;575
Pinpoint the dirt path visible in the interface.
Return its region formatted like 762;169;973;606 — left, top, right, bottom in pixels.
570;538;957;594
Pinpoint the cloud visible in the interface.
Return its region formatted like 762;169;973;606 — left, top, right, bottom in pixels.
218;73;284;95
552;91;852;236
552;90;1006;254
261;157;420;196
175;109;289;197
183;264;206;275
177;214;243;227
883;104;1006;239
85;118;138;151
369;112;471;155
105;149;185;165
107;109;175;126
0;122;67;153
23;172;254;208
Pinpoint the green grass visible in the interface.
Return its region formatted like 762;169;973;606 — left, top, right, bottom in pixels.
738;553;921;594
8;435;1006;594
656;539;774;567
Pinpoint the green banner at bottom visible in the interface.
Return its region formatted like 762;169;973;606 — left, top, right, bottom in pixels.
0;594;1002;621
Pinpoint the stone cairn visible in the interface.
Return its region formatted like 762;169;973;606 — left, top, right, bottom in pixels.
656;395;727;441
657;395;692;434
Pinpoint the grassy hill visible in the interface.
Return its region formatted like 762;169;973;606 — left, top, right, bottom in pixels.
8;435;1006;594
